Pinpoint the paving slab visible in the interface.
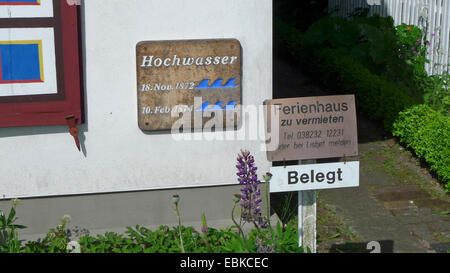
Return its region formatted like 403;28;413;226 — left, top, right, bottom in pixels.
413;199;450;211
427;221;450;233
390;207;447;225
383;200;417;210
373;185;431;202
360;170;397;188
319;185;430;253
430;243;450;253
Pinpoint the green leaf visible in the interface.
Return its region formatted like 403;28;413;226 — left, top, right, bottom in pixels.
0;214;6;228
11;224;27;230
328;233;341;239
7;207;16;225
276;221;282;237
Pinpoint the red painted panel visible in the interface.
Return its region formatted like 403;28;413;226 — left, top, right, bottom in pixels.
0;0;83;128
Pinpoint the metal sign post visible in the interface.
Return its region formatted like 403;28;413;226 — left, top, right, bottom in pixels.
298;159;316;252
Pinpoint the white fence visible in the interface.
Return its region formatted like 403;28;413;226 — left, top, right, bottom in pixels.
328;0;450;75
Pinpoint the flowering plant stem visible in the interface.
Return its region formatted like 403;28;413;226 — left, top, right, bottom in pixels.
265;178;272;230
201;213;213;252
7;229;20;253
175;205;185;253
231;202;247;249
201;234;212;253
172;196;185;253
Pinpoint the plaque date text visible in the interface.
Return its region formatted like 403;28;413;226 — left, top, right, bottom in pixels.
141;81;197;92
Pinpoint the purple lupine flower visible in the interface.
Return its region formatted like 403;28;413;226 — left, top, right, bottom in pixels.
235;149;267;229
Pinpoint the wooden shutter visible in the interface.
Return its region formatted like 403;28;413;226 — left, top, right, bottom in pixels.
0;0;83;127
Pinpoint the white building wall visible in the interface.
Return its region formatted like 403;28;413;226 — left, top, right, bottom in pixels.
0;0;272;198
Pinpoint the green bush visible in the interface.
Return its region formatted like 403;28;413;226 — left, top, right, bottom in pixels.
301;16;426;99
275;19;417;131
274;0;328;32
393;105;450;191
274;20;307;60
312;48;417;131
304;15;399;72
423;73;450;116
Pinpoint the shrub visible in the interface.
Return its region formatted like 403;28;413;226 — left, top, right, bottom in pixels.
274;20;307;60
75;216;305;254
304;15;399;73
11;220;305;253
274;0;328;32
393;105;450;191
301;16;426;99
423;73;450;116
312;48;417;131
275;19;417;131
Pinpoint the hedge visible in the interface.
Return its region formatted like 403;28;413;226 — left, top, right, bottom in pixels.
312;48;417;131
393;105;450;191
275;20;417;131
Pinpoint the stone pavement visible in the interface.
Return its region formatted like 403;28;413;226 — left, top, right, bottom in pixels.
274;48;450;253
319;138;450;253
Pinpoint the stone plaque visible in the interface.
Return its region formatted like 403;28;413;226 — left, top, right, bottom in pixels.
136;39;242;131
265;95;358;161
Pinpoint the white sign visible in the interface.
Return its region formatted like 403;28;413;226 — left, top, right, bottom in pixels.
270;161;359;193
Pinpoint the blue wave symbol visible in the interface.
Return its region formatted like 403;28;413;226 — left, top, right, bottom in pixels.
211;79;224;88
196;79;212;89
224;101;237;110
195;101;238;111
196;78;238;89
196;101;211;111
209;101;224;110
223;78;238;88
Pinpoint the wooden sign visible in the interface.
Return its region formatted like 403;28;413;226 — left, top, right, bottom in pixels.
265;95;358;161
270;161;360;193
136;39;242;131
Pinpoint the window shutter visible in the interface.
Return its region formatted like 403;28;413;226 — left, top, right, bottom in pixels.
0;0;83;128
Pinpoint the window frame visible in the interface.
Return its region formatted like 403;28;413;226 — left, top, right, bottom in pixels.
0;0;83;128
